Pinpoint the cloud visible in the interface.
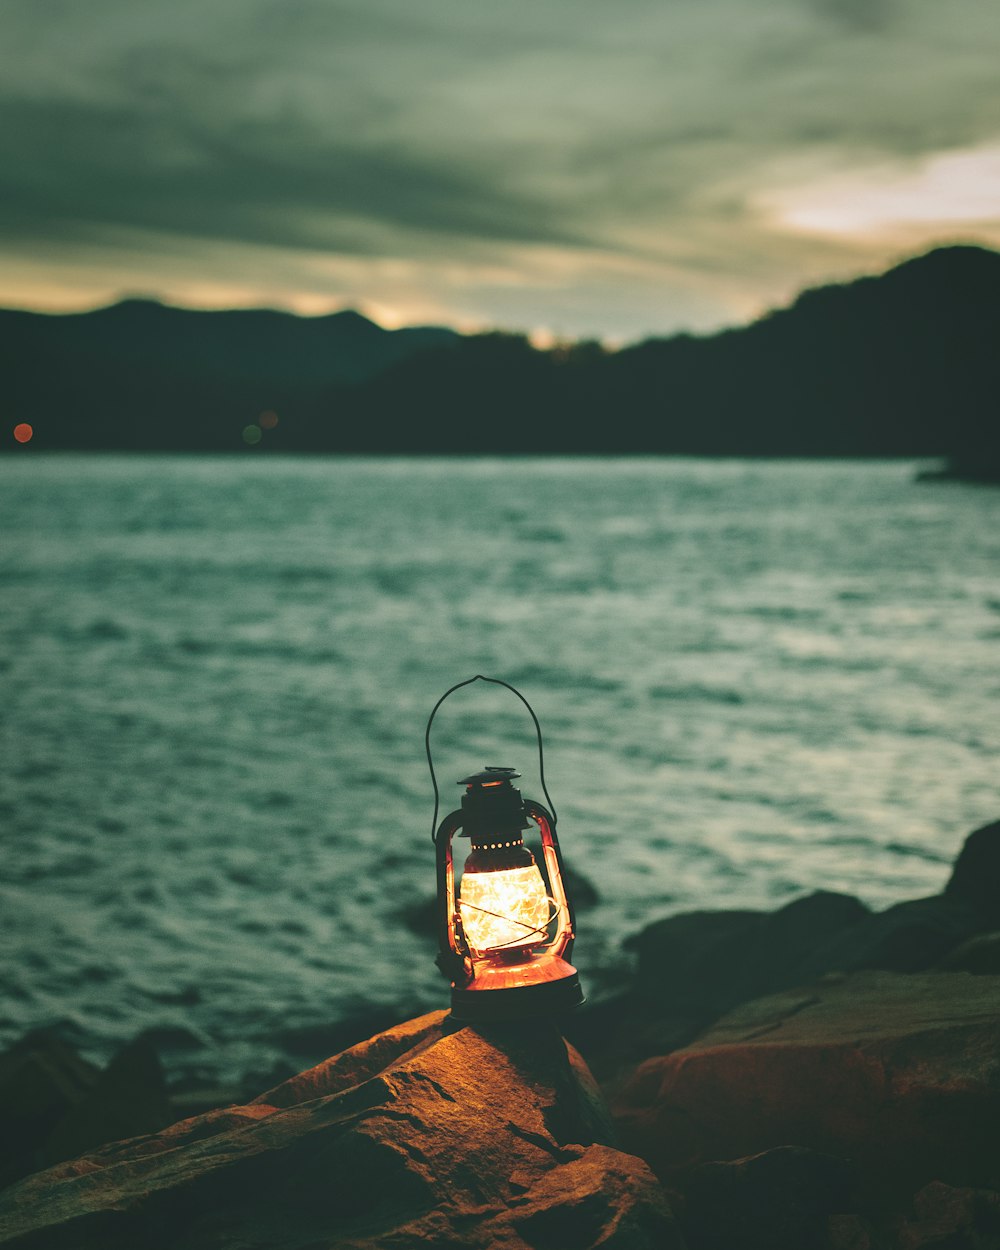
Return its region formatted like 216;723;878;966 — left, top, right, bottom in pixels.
809;0;898;34
1;0;999;335
757;141;1000;235
0;95;588;257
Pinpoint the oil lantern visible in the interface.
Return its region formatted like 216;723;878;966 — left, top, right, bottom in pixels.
427;677;584;1021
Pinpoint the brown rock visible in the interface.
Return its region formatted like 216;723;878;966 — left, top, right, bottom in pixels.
0;1032;174;1194
0;1010;676;1250
624;892;871;1019
565;989;702;1090
41;1037;170;1171
570;892;871;1086
897;1181;1000;1250
624;908;763;1008
482;1143;685;1250
797;894;986;979
574;825;1000;1092
0;1033;99;1190
252;1010;447;1109
936;931;1000;975
945;820;1000;922
825;1212;876;1250
677;1145;853;1250
613;972;1000;1193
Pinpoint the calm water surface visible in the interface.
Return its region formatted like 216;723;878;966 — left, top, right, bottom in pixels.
1;455;997;1085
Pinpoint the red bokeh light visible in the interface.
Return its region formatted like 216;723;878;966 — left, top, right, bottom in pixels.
259;410;279;430
13;423;33;444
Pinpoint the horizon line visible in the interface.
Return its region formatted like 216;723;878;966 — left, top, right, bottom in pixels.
1;239;995;349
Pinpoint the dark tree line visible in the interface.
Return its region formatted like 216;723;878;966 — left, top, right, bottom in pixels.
3;245;998;470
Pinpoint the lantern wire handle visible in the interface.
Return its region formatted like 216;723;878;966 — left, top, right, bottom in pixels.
425;675;558;844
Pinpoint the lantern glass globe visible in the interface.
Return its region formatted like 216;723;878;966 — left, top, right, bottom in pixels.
459;859;550;955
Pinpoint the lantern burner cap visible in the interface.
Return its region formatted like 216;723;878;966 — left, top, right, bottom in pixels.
458;767;520;787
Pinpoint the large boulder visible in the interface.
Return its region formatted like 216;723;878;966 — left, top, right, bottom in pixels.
799;820;1000;979
794;894;987;980
896;1181;1000;1249
936;931;1000;975
0;1011;682;1250
568;891;871;1080
574;823;1000;1085
0;1033;99;1191
677;1145;854;1250
945;820;1000;923
625;890;871;1018
42;1037;169;1174
0;1033;170;1193
613;971;1000;1194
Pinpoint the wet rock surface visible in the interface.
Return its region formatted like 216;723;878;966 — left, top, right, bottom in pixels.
614;970;1000;1188
594;819;1000;1250
607;965;1000;1247
0;1011;676;1250
4;818;1000;1248
568;820;1000;1087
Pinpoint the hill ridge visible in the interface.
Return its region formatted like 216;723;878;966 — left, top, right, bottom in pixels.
2;244;997;464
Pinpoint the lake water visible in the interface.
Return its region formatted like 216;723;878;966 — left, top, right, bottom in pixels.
1;455;997;1088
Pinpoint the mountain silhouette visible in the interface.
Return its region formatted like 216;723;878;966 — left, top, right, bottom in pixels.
0;301;456;451
2;246;997;471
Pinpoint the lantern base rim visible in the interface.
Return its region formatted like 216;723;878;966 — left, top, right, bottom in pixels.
449;969;585;1022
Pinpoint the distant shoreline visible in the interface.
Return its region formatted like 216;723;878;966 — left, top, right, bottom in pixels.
0;449;958;462
3;245;998;463
4;447;997;487
916;460;1000;485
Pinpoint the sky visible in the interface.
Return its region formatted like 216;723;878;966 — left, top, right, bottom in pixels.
2;0;999;342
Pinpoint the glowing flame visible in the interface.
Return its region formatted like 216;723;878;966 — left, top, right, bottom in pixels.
459;863;551;955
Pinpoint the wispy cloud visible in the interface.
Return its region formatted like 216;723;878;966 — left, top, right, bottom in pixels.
2;0;998;336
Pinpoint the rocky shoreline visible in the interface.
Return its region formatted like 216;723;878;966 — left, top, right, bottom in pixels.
2;818;999;1248
916;456;1000;485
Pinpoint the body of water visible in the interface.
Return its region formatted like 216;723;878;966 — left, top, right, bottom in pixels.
1;455;997;1087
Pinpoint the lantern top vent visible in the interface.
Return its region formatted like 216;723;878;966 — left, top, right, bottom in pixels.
457;766;529;840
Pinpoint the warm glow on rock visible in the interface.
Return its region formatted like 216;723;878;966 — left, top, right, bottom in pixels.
459;863;551;954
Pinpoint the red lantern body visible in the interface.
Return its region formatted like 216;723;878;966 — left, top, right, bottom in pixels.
435;767;584;1021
